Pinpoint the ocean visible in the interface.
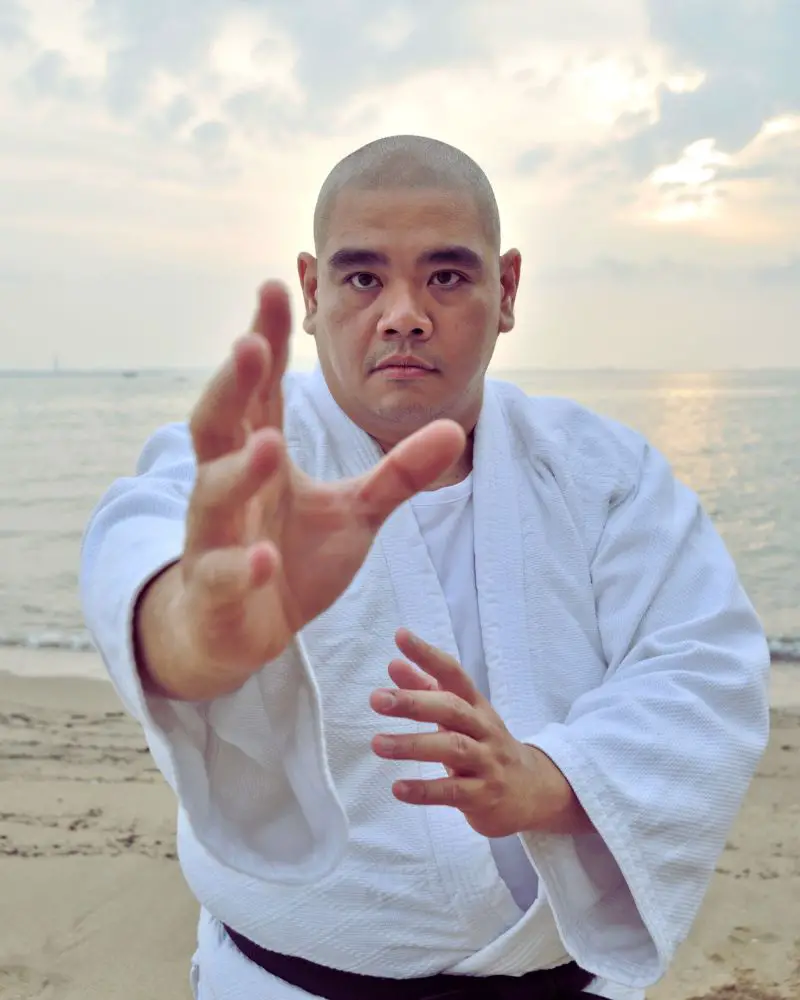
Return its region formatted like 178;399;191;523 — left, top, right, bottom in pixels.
1;368;798;664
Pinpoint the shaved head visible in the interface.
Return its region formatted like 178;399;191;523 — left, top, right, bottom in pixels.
313;135;501;253
298;133;521;454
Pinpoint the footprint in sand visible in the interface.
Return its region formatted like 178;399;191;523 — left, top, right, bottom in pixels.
0;964;69;999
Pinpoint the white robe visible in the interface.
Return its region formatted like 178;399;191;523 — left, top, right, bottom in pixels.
80;367;770;999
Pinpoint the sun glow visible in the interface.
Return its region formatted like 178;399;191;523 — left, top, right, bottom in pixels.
646;139;731;223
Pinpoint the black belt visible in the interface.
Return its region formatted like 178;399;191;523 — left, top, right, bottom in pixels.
224;924;595;999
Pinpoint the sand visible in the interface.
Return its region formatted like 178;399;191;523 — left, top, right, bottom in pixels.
0;649;798;1000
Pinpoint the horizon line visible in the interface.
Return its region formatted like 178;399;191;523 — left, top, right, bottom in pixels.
2;365;800;376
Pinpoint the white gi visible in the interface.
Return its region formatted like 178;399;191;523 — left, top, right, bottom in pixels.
81;368;770;1000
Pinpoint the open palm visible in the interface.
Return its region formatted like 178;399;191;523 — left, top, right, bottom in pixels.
178;282;465;680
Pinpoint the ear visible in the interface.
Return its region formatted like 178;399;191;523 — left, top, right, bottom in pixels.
498;249;522;334
297;252;319;335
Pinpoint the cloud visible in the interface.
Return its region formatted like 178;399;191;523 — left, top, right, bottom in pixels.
1;1;658;172
0;0;28;45
191;119;227;147
616;0;800;176
82;0;484;130
516;146;555;175
531;253;800;287
647;0;798;88
161;92;196;131
88;0;229;116
190;118;230;169
2;0;800;370
627;115;800;230
20;48;87;100
616;78;766;176
751;257;800;284
75;1;657;143
259;2;482;127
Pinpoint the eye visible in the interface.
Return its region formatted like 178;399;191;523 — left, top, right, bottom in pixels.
430;270;466;288
347;272;381;290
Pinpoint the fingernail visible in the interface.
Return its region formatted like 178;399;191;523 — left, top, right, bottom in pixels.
373;691;397;711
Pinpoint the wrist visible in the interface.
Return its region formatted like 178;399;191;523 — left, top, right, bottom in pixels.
134;562;217;701
520;744;593;836
134;561;188;698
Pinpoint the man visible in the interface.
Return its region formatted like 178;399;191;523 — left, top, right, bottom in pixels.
80;135;770;1000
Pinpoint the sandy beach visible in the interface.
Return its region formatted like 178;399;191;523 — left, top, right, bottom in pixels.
0;649;798;1000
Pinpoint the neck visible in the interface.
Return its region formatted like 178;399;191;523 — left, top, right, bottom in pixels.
428;433;474;488
375;432;474;490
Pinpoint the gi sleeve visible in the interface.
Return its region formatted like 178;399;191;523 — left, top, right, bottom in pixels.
79;422;346;884
522;436;770;989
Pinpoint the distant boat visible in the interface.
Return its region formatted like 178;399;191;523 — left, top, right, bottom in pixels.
121;370;139;378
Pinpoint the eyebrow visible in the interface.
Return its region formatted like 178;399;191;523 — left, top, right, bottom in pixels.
420;246;484;271
326;245;484;273
327;248;389;271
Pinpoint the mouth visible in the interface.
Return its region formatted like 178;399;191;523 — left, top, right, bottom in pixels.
372;357;438;378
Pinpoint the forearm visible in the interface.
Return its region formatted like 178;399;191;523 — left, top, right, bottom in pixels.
133;561;193;699
103;554;350;887
133;561;254;703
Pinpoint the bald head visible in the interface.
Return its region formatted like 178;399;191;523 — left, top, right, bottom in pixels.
313;135;501;253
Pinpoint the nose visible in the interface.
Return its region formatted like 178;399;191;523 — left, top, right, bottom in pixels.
377;284;433;341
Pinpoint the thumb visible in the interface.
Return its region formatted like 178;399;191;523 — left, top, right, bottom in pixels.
353;420;466;530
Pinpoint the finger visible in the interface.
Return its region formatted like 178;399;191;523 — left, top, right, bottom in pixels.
248;542;280;589
385;662;447;768
372;730;484;774
392;777;485;808
187;542;280;612
370;688;487;740
395;629;479;706
387;659;439;692
186;429;285;552
353;420;466;531
246;282;292;432
190;335;269;463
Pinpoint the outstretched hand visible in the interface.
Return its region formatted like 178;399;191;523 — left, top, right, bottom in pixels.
167;283;466;697
370;630;591;837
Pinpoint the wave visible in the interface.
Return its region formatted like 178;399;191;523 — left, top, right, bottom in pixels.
1;629;799;663
0;630;96;653
766;637;800;663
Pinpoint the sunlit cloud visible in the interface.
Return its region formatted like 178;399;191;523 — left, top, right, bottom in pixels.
645;138;731;223
0;0;799;370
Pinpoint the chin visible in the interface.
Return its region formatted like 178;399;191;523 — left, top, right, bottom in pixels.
372;399;443;428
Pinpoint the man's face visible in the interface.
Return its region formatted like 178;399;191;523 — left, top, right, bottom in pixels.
298;186;521;447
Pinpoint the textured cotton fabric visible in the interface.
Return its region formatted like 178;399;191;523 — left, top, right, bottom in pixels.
410;473;541;914
80;368;770;1000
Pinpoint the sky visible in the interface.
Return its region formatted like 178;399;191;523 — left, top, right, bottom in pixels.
1;0;798;372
